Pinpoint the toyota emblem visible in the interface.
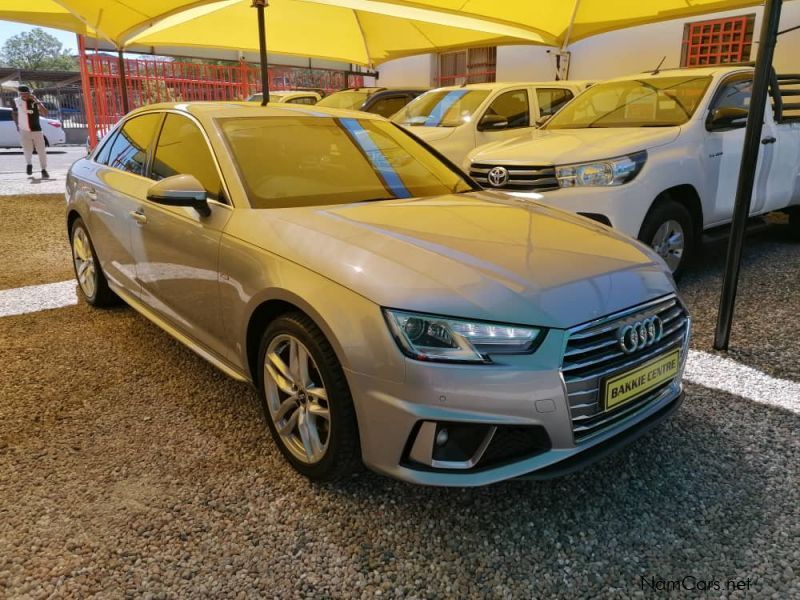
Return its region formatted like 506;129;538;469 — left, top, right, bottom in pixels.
487;166;509;188
618;316;664;354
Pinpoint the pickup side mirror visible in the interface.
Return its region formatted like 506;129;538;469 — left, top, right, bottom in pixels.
707;107;749;132
478;113;510;131
147;174;210;216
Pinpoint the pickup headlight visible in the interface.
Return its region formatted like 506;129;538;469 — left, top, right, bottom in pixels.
556;151;647;188
383;309;544;363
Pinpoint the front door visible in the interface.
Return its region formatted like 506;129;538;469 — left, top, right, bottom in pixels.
474;88;534;149
130;113;232;356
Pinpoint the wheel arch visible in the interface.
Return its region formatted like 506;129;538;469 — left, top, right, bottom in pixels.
643;185;704;240
243;291;350;387
66;209;82;238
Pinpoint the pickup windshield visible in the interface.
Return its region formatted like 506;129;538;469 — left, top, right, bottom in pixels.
392;90;490;127
219;116;473;208
316;90;375;111
546;76;712;129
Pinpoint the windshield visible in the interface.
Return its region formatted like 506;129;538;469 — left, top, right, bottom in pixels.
219;116;473;209
392;90;490;127
316;90;373;110
546;76;712;129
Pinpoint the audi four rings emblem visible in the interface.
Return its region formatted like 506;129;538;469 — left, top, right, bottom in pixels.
618;316;664;354
487;166;509;187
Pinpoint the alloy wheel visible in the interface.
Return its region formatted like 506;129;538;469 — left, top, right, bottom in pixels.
72;226;97;299
264;334;331;464
651;219;685;273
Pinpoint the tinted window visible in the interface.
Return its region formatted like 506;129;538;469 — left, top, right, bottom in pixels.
287;96;317;105
483;90;530;128
316;90;371;110
94;131;118;165
712;78;752;112
152;114;222;201
220;116;472;209
536;88;574;118
105;114;161;175
368;95;409;117
0;109;12;122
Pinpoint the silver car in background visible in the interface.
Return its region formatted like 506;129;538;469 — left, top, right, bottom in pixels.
66;102;690;486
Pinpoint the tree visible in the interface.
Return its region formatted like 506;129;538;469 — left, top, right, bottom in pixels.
0;28;76;71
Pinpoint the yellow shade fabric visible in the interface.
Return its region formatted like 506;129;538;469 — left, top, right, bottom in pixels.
0;0;772;66
377;0;768;46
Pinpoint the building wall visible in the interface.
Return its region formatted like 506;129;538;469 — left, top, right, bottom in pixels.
377;3;800;86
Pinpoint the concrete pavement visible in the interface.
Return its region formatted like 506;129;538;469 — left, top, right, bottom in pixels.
0;146;85;196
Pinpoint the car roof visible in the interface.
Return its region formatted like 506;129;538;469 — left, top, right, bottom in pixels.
606;65;751;82
431;81;585;92
128;101;387;121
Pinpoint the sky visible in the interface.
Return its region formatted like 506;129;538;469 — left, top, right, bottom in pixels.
0;22;78;54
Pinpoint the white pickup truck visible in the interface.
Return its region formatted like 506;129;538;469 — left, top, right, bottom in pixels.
466;66;800;276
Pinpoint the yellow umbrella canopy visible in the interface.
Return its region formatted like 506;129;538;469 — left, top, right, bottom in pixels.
374;0;769;47
122;0;549;66
0;0;92;34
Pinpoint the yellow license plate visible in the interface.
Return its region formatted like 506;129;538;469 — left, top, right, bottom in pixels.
604;349;681;410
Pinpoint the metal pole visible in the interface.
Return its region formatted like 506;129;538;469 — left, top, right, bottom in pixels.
117;49;130;114
253;0;270;105
77;35;99;150
714;0;783;350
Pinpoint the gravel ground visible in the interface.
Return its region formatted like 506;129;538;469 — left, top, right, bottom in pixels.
0;198;798;598
0;195;72;289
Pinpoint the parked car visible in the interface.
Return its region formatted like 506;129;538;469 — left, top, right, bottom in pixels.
66;102;689;486
392;82;590;166
316;87;427;117
0;107;66;147
248;90;321;105
465;66;800;276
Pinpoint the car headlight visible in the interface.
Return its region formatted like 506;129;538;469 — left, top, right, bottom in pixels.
383;309;544;363
556;151;647;188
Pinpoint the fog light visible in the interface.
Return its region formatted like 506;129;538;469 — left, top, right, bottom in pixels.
436;428;449;446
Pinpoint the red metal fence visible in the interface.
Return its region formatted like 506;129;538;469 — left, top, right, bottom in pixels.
79;37;364;147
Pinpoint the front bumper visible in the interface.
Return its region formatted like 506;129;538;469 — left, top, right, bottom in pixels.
345;324;687;487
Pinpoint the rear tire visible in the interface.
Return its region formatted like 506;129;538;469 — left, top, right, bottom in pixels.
258;312;361;482
788;208;800;241
638;199;695;279
70;218;118;307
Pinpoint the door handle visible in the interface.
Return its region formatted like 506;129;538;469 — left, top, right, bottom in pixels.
130;209;147;225
761;136;777;145
86;187;97;201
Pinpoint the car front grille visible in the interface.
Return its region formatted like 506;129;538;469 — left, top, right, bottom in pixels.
561;296;689;442
469;163;559;192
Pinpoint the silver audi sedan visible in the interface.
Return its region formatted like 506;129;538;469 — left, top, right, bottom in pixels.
66;102;690;486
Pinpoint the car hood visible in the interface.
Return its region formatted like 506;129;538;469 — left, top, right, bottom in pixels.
228;192;675;329
471;127;681;165
400;125;457;143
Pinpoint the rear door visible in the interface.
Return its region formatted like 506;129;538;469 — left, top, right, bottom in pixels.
130;112;232;355
754;108;798;214
81;113;163;296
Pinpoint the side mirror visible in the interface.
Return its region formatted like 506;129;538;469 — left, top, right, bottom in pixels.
707;107;749;132
147;174;210;217
535;115;551;128
478;114;510;131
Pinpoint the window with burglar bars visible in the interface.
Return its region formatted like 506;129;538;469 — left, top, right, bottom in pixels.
437;47;497;86
681;15;755;67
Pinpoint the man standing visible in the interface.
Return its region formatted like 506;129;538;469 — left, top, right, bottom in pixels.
12;85;50;179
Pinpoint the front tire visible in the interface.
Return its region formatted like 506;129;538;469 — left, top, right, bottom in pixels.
70;218;118;307
788;208;800;240
258;312;361;481
638;199;694;279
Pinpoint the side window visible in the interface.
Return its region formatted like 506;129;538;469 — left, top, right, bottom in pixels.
93;131;118;165
368;95;411;118
536;88;574;118
288;96;316;105
483;90;530;129
105;114;161;176
712;78;752;112
151;114;222;202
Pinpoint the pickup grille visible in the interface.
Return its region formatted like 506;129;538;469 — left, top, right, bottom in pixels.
469;163;559;192
561;296;689;442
